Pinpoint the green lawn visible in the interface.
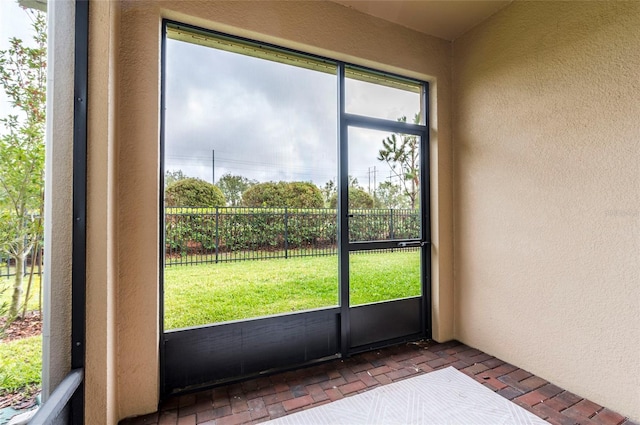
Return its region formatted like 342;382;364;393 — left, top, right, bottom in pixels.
0;275;43;395
164;250;420;330
0;274;42;314
0;335;42;394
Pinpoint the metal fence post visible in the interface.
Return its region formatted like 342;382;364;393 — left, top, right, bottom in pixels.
389;208;395;240
284;207;289;259
215;207;219;264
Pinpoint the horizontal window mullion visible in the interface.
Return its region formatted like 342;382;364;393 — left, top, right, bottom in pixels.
344;113;427;135
348;239;422;252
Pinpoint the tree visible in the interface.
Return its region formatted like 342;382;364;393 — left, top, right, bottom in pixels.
321;180;335;207
375;180;410;209
0;9;46;321
165;169;188;186
378;113;421;209
165;178;226;207
321;176;360;208
216;173;257;206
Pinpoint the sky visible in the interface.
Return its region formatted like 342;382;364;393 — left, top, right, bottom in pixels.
165;36;422;191
0;0;35;128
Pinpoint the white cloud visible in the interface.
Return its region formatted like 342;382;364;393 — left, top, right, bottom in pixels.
165;38;339;185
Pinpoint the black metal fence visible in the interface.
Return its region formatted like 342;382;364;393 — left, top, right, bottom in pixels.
0;246;43;279
165;207;420;266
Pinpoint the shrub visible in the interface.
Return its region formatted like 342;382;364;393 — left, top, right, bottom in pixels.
165;210;218;254
242;182;284;207
328;187;374;209
242;182;324;208
165;178;226;207
284;182;324;208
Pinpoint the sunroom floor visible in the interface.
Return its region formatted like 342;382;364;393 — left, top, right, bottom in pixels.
121;340;636;425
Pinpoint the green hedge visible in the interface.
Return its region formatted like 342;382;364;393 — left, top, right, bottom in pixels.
165;207;419;256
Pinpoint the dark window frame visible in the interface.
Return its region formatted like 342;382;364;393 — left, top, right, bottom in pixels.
159;19;431;396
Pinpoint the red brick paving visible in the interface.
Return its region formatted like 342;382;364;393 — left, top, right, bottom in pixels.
120;340;637;425
593;409;628;425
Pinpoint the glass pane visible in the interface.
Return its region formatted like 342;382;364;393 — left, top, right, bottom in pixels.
349;248;421;306
345;67;422;123
164;35;338;330
347;127;421;242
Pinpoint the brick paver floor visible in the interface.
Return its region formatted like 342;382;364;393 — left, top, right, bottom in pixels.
120;340;638;425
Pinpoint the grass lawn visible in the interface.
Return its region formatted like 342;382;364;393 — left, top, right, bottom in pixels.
0;275;43;396
164;250;420;330
0;335;42;394
0;274;42;314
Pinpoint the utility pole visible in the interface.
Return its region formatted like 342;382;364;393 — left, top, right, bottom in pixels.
212;149;215;184
373;166;377;204
368;167;371;194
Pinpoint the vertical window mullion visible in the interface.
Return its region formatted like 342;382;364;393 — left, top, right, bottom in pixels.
337;63;350;357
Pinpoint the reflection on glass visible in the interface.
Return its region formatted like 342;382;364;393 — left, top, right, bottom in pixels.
163;36;338;330
347;127;421;242
349;249;421;306
345;67;422;123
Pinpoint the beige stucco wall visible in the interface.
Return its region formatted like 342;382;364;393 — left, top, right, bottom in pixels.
453;1;640;421
86;0;119;423
84;1;454;421
42;0;74;408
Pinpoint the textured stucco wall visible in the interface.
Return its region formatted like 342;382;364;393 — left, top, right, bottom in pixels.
42;0;74;407
85;0;119;423
84;1;454;421
453;1;640;420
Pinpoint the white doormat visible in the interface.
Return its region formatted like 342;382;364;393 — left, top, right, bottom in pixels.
263;366;548;425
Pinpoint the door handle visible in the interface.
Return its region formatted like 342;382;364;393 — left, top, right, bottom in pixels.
397;241;426;248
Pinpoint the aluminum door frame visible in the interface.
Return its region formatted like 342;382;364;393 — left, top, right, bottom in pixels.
337;63;431;354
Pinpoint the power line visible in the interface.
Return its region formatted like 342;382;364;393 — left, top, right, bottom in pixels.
166;153;386;185
166;154;338;173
